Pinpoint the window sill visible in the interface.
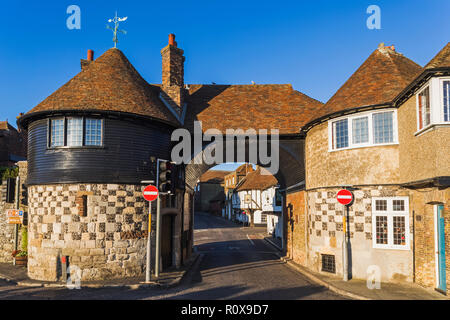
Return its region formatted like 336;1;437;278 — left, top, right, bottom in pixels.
46;146;105;151
414;122;450;137
329;142;398;153
373;245;410;251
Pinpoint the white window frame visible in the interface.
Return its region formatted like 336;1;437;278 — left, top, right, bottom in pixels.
372;197;410;250
439;78;450;123
415;77;450;135
328;109;398;152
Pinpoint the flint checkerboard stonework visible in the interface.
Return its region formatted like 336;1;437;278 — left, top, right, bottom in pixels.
27;183;151;281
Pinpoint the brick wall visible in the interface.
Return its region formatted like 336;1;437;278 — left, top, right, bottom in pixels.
409;187;450;292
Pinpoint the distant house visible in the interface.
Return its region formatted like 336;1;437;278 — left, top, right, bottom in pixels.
224;164;254;220
232;167;281;229
195;170;229;213
0;121;27;167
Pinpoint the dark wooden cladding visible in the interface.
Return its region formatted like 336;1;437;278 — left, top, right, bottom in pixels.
27;117;173;185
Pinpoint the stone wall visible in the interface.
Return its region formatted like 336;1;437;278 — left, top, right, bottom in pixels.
285;190;307;267
28;183;151;281
305;121;400;189
0;161;27;263
306;186;413;283
397;94;450;183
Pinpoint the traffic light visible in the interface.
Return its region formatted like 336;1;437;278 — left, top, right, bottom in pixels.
158;160;173;193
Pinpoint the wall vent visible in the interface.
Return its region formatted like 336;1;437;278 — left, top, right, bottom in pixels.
321;254;336;273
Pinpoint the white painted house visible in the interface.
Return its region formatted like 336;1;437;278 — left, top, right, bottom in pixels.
232;168;281;233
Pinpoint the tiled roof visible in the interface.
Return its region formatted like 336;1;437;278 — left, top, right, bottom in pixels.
23;48;179;126
425;42;450;69
199;170;230;183
236;167;278;191
318;45;422;119
184;84;324;135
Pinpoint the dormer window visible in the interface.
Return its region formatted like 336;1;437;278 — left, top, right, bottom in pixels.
49;117;103;148
415;77;450;134
329;109;397;151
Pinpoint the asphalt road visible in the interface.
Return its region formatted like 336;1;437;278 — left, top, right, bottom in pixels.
0;212;344;300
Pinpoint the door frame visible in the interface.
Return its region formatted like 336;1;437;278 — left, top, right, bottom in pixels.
434;204;446;292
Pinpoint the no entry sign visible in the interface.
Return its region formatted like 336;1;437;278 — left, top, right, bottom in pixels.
143;185;159;202
337;189;353;206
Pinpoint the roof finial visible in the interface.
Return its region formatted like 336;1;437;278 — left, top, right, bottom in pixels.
106;11;128;48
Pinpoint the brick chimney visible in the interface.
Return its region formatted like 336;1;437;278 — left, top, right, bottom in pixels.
161;34;185;114
81;49;94;70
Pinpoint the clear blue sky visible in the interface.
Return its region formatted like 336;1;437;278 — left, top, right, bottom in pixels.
1;0;448;128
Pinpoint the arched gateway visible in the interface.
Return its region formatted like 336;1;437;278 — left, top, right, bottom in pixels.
17;35;323;281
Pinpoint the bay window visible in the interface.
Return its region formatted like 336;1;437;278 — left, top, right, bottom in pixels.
415;77;450;133
329;109;397;151
48;117;103;148
372;197;410;250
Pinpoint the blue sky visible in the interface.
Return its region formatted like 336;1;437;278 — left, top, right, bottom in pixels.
0;0;448;129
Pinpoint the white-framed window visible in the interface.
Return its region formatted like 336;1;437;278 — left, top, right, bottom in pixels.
372;197;410;250
417;86;431;130
328;109;398;151
48;117;103;148
415;77;450;133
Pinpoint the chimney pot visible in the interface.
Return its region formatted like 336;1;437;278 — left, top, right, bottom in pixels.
169;34;176;47
87;49;94;61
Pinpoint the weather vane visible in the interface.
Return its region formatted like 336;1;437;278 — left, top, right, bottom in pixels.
106;11;128;48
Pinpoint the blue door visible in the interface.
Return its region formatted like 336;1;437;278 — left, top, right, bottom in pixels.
437;205;446;292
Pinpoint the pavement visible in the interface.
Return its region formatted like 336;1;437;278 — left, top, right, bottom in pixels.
0;252;200;290
221;214;448;300
280;257;448;300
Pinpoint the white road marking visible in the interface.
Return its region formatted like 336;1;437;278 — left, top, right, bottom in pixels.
247;234;255;246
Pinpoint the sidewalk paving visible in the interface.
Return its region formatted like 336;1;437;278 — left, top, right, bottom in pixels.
0;252;200;290
281;257;449;300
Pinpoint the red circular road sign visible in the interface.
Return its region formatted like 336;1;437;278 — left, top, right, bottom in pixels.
337;189;353;206
143;185;159;202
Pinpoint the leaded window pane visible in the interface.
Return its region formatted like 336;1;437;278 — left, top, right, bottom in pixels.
50;119;64;147
393;216;406;245
375;200;387;211
85;118;102;146
333;119;348;149
393;200;405;211
67;118;83;147
376;216;388;245
352;116;369;144
373;112;393;144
